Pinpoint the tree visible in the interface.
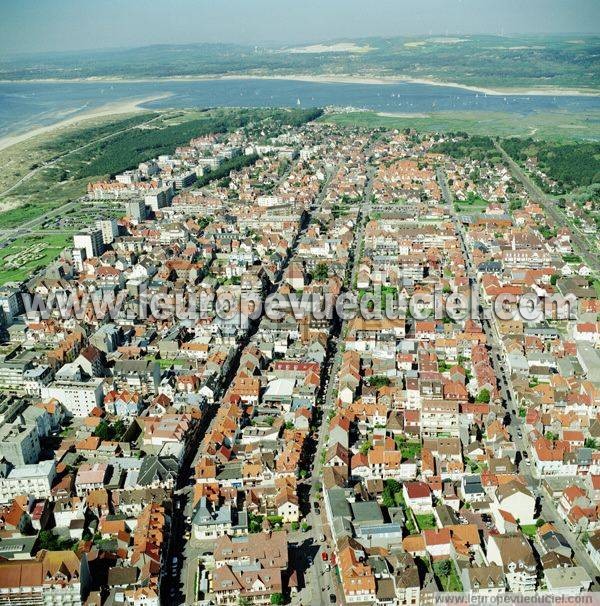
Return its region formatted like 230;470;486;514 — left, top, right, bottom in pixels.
93;420;111;440
270;594;284;605
382;479;402;508
359;440;372;455
313;262;329;282
38;530;75;552
434;560;452;578
248;513;263;533
368;375;390;388
476;389;490;403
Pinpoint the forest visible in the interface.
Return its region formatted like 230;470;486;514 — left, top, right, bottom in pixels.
432;135;503;162
64;108;322;180
502;138;600;191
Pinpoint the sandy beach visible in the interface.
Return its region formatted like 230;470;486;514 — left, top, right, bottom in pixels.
1;73;598;97
229;73;600;97
0;93;171;153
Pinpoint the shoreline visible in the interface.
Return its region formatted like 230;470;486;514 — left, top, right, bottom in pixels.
0;73;598;97
0;93;171;153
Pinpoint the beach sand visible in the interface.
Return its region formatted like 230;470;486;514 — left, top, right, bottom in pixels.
228;73;599;97
1;74;597;98
0;93;171;153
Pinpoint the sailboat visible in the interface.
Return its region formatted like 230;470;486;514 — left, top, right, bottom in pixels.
296;98;301;106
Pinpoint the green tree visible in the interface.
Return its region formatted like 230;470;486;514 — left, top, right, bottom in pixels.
270;594;284;605
368;375;390;388
434;560;452;577
93;420;111;440
313;262;329;282
476;389;491;403
359;440;372;455
382;479;402;508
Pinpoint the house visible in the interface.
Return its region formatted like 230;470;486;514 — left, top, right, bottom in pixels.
75;463;108;496
461;564;506;595
543;566;592;595
192;497;248;540
586;532;600;570
0;550;91;605
461;475;486;503
423;528;451;559
403;481;433;513
329;416;351;448
491;480;536;531
487;534;537;593
337;536;377;604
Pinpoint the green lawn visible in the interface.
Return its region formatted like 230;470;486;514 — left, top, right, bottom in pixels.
520;524;538;539
396;438;422;460
0;233;71;284
415;513;437;530
147;357;188;369
455;198;489;214
434;560;464;592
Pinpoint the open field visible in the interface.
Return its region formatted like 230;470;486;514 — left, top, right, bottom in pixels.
0;233;71;284
319;110;600;142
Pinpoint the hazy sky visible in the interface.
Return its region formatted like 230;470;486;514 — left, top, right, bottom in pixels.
1;0;599;54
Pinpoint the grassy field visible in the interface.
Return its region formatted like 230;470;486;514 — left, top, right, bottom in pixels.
415;514;437;530
0;233;71;284
320;110;600;142
454;196;489;214
520;524;539;539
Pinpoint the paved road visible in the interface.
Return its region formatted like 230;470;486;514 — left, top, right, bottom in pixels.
305;149;377;606
439;165;600;587
166;157;346;605
494;141;599;271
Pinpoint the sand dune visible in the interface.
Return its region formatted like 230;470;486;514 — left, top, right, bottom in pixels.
0;93;171;152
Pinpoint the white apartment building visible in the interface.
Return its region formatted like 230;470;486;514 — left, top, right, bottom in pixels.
0;460;56;504
41;378;104;418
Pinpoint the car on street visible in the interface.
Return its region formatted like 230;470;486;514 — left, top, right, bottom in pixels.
329;594;337;603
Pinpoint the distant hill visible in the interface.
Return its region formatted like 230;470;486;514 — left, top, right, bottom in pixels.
1;35;598;91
